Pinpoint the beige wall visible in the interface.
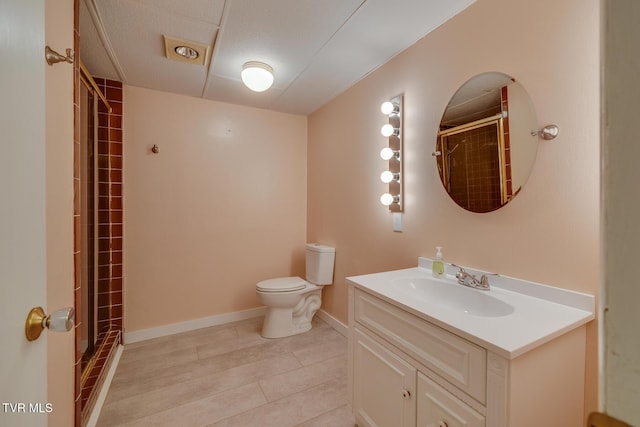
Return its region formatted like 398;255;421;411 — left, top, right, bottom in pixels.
308;0;599;418
123;86;307;332
46;0;76;425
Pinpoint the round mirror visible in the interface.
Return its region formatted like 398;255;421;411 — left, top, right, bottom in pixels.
435;72;538;213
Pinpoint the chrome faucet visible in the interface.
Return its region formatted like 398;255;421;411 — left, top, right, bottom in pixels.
451;264;494;290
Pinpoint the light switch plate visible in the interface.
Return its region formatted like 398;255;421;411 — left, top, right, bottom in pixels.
393;212;403;232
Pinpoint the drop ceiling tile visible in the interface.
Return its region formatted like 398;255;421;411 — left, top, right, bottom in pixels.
273;0;476;114
206;0;365;90
442;72;512;125
97;0;217;96
135;0;226;25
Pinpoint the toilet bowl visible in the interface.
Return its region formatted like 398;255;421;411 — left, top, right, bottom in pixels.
256;278;322;338
256;244;335;338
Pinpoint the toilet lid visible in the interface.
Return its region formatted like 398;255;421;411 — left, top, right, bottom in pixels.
256;277;307;292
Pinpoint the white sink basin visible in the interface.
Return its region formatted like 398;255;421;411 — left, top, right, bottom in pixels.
392;277;515;317
347;259;595;357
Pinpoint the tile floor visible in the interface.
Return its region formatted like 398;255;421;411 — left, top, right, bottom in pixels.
96;317;356;427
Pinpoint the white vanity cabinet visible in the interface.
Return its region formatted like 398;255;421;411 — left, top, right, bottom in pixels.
351;288;486;427
353;325;485;427
353;328;417;427
348;280;592;427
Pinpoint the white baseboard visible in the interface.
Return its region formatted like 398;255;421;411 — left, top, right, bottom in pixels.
317;309;348;337
123;307;267;344
123;306;347;344
85;344;123;427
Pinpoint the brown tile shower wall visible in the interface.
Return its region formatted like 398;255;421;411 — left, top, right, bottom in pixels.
79;78;124;417
95;77;124;335
448;126;502;212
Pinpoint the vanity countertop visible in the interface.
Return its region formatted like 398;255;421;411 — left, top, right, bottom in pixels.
347;258;595;359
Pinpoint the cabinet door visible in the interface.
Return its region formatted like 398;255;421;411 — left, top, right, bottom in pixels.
417;372;485;427
353;327;416;427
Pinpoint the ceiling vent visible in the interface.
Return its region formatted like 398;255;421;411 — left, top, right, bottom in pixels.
163;35;209;66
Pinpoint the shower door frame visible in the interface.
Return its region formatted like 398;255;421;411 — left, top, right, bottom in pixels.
78;71;100;377
437;114;508;210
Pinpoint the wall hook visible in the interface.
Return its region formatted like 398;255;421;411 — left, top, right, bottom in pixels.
151;144;159;154
531;124;559;140
45;46;75;65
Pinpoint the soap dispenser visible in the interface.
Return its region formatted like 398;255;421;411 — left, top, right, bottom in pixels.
432;247;445;278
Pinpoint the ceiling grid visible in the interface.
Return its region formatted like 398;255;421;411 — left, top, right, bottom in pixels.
80;0;475;115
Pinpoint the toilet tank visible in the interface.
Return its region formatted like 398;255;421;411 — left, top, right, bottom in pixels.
305;243;335;285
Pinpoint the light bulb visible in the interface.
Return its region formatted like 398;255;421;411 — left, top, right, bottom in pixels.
380;193;397;206
380;147;398;161
380;101;399;116
381;124;399;137
380;147;393;160
174;46;199;60
380;171;398;184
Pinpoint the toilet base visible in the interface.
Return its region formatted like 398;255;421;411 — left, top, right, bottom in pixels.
261;289;322;338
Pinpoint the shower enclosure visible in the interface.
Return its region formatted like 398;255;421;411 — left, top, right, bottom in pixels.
437;114;509;213
77;63;123;418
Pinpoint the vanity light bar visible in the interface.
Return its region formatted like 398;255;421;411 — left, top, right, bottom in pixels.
379;94;403;212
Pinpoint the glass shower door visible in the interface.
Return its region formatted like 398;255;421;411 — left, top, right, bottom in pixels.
79;78;98;372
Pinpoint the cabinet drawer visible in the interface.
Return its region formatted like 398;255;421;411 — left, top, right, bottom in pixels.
354;289;486;403
418;372;485;427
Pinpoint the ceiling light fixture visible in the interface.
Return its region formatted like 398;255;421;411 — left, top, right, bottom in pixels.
174;46;199;60
163;35;208;65
241;61;274;92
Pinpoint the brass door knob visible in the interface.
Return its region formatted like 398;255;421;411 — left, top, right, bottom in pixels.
25;306;75;341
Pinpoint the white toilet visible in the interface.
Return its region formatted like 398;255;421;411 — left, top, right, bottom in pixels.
256;243;335;338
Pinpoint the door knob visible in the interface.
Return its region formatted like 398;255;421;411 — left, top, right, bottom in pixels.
25;306;75;341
